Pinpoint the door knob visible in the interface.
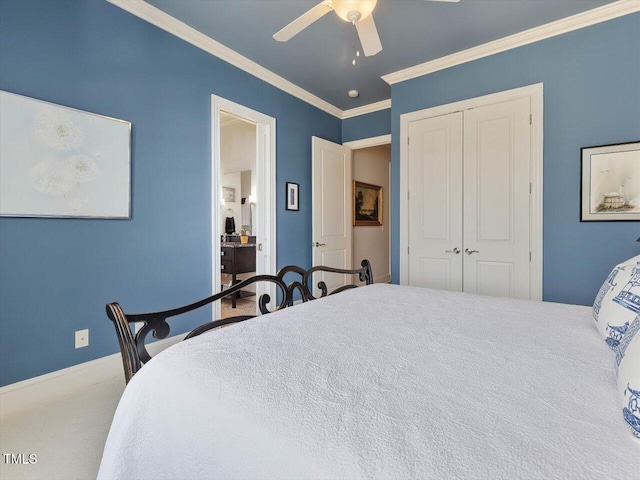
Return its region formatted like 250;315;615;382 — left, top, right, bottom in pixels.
313;242;326;247
445;248;461;254
465;248;480;255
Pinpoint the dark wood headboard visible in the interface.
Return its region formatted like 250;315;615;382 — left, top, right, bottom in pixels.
107;260;373;383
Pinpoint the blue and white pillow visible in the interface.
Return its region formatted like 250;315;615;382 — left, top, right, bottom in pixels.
616;314;640;367
593;254;640;322
593;255;640;350
617;330;640;440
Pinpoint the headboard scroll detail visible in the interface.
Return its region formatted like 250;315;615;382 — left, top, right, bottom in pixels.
106;260;373;383
277;259;373;302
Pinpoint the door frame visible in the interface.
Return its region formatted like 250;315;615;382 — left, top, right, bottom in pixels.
343;134;391;150
211;95;276;317
399;83;543;300
344;134;392;283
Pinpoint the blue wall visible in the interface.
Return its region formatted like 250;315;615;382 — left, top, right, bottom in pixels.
391;13;640;305
0;0;341;386
1;1;637;387
342;108;391;142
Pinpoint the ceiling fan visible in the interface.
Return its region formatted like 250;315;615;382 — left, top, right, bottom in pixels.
273;0;460;57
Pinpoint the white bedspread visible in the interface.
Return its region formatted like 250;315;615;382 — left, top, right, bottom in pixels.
98;284;639;480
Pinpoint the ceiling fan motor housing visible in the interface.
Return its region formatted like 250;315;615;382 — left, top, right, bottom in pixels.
332;0;377;23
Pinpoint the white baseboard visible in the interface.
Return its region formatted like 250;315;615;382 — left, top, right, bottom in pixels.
374;274;391;284
0;334;185;418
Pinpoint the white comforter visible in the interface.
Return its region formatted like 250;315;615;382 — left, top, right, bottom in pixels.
98;284;639;480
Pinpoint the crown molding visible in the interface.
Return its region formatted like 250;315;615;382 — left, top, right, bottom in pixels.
342;99;391;119
382;0;640;85
107;0;343;118
106;0;637;120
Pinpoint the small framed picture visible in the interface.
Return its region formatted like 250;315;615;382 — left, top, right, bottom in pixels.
286;182;299;211
581;141;640;221
222;187;235;203
354;181;382;226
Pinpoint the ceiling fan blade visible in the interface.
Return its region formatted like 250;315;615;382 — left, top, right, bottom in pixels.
356;14;382;57
273;1;333;42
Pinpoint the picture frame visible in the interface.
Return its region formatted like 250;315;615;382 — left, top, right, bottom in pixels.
353;181;382;226
222;187;235;203
0;90;131;219
286;182;299;211
580;141;640;221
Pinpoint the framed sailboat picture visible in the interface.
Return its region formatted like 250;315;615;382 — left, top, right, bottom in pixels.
581;141;640;221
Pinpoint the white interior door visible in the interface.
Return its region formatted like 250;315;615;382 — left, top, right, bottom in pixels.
408;112;463;291
463;97;531;298
312;136;352;295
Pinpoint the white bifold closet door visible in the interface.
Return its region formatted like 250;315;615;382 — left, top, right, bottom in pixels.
463;97;531;298
408;97;532;299
408;112;464;291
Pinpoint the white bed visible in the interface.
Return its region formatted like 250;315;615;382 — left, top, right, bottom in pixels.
98;284;639;479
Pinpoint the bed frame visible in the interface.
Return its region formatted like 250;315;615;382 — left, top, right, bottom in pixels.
106;260;373;383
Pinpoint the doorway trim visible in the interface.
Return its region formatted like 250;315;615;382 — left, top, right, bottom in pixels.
212;95;276;317
344;134;392;284
399;83;543;300
343;134;391;150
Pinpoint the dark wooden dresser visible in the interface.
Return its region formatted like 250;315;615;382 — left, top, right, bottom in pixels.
221;242;256;307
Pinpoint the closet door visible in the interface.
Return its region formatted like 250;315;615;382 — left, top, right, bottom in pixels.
408;112;463;291
463;97;531;299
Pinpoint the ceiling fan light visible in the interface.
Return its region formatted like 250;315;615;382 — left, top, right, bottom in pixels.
332;0;377;23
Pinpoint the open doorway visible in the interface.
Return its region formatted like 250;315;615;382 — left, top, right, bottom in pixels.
351;143;391;284
342;135;392;285
212;96;276;319
310;135;391;291
220;112;258;317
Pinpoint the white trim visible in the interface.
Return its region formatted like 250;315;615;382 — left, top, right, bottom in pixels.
374;274;391;284
529;87;544;301
342;99;391;119
0;334;185;418
107;0;342;118
212;96;277;317
389;160;392;287
106;0;638;118
399;83;544;300
343;134;391;149
382;0;640;85
107;0;390;120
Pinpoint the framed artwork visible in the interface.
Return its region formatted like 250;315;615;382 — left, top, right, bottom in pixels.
0;90;131;218
286;182;299;211
581;141;640;221
354;181;382;226
222;187;235;203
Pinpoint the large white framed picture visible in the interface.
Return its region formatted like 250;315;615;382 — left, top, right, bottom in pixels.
581;141;640;222
0;90;131;219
